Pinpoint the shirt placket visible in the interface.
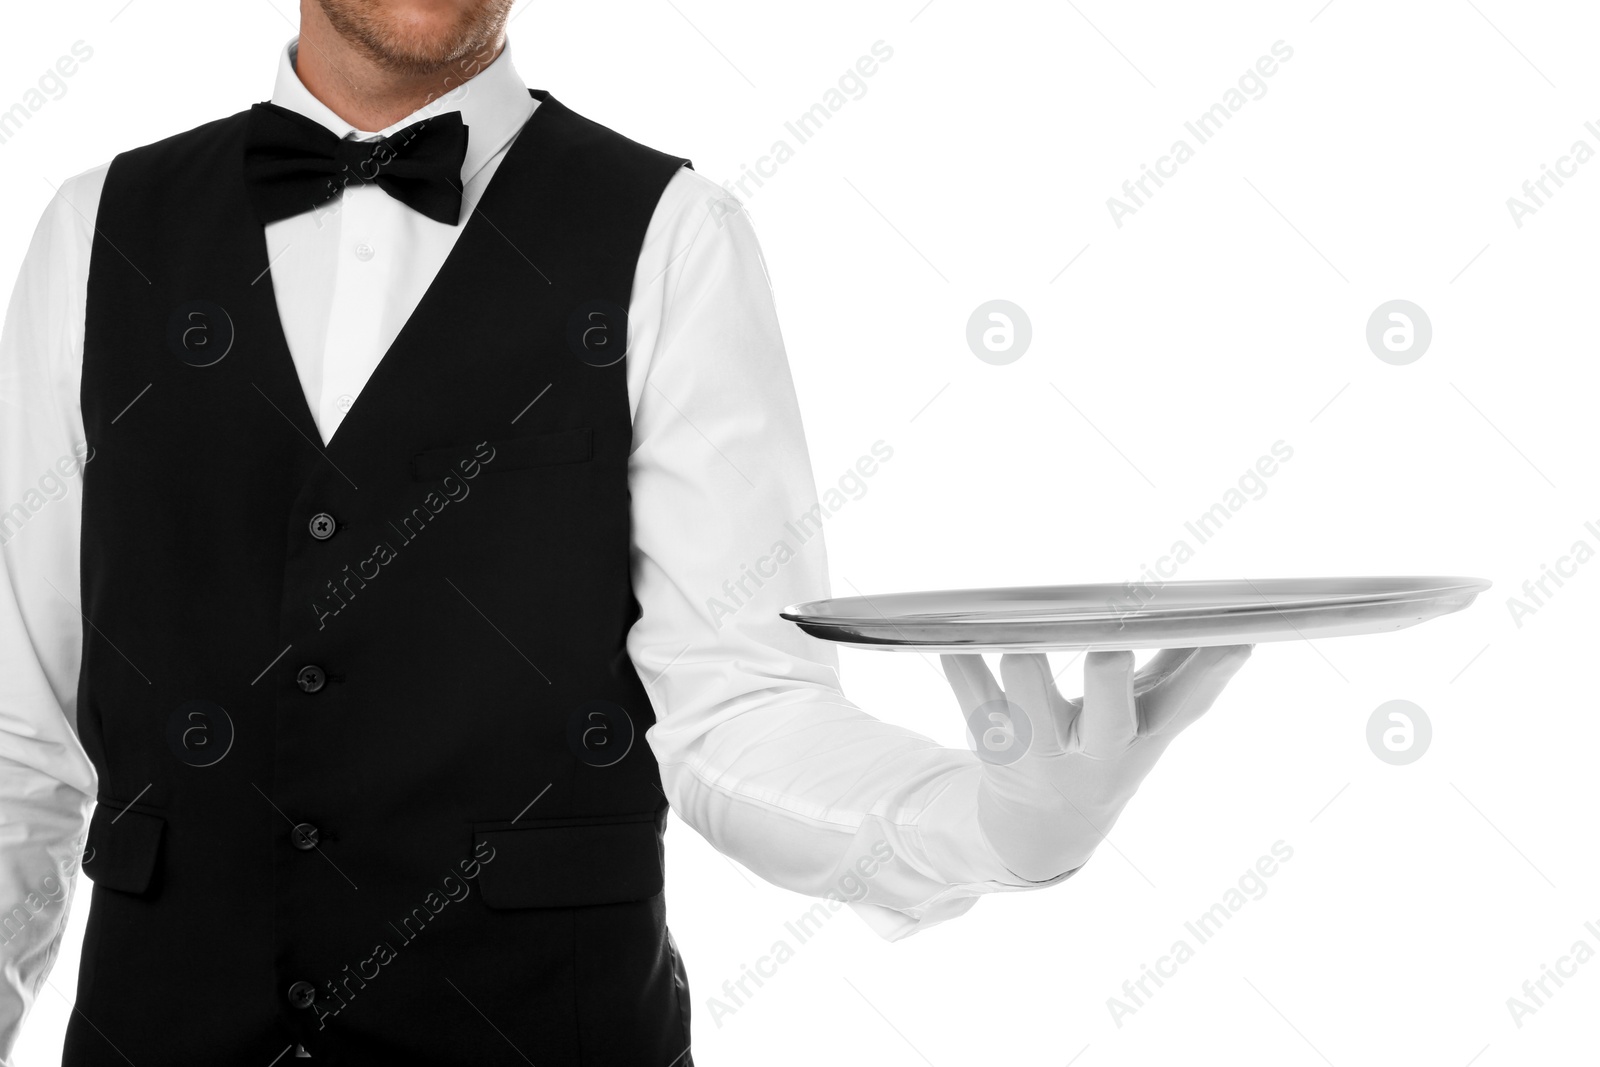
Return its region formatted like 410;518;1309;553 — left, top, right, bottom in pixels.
316;176;393;440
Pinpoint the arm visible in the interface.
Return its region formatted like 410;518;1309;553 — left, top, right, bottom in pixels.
0;168;105;1061
625;170;1037;941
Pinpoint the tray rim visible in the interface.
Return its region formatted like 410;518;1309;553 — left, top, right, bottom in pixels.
779;575;1493;629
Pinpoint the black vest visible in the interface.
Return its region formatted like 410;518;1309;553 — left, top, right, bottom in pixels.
68;91;694;1066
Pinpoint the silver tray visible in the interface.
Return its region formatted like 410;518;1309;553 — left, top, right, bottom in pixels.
780;576;1491;652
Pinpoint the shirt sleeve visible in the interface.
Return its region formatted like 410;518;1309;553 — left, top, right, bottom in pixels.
625;168;1039;942
0;166;105;1062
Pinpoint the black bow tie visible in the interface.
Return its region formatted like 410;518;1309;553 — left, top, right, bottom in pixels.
242;102;471;226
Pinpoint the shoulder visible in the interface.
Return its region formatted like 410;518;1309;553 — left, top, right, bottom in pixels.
634;166;771;307
630;167;779;376
538;92;685;172
652;165;744;245
26;160;110;280
106;110;251;180
43;107;249;232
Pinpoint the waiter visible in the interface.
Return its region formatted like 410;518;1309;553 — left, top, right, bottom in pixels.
0;1;1252;1063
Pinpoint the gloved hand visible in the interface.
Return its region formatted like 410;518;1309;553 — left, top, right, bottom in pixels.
940;645;1253;883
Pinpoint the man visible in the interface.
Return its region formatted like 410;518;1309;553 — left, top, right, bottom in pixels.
0;1;1251;1063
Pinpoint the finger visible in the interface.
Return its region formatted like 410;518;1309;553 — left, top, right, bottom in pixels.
940;653;1004;718
1140;644;1254;736
1075;649;1138;758
1132;647;1201;697
999;653;1066;757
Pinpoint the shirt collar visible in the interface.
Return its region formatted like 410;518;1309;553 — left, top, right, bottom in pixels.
271;36;537;186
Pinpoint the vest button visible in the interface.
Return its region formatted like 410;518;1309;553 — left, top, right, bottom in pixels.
286;981;316;1009
296;665;326;693
290;823;320;850
308;512;337;540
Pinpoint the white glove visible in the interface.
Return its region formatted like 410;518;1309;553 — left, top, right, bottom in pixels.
940;646;1253;883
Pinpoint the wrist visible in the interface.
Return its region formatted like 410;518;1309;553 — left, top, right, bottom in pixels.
915;766;1028;886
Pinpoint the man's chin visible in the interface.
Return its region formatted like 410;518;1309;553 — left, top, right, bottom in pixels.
317;0;511;76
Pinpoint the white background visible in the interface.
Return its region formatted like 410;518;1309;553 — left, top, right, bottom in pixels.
3;1;1597;1064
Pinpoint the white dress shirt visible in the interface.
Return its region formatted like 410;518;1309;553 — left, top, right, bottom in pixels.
0;38;1036;1057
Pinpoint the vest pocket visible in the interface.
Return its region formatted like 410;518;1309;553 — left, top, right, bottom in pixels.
473;810;664;909
81;801;166;895
412;427;593;481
